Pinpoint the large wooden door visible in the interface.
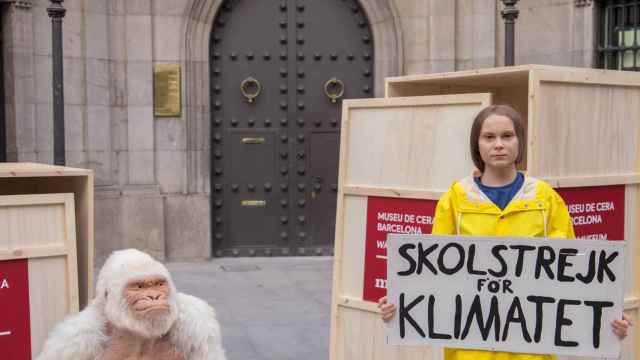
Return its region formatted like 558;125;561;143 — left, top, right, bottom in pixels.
210;0;373;256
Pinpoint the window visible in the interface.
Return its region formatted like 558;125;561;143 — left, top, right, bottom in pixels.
600;0;640;71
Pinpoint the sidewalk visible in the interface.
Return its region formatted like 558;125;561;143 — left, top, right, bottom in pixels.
167;256;333;360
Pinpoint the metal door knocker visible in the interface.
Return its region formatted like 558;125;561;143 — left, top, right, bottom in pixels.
241;76;262;103
324;78;344;103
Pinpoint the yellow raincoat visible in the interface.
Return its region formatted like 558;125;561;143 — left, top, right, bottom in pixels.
432;174;575;360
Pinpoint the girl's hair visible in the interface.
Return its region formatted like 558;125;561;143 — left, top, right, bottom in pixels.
470;104;525;173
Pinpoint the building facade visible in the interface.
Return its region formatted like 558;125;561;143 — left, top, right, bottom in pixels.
0;0;636;264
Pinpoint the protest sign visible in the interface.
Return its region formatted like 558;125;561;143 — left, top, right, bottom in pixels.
386;234;626;358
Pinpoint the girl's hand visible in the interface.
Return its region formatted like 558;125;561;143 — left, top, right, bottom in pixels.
611;313;633;340
378;296;396;322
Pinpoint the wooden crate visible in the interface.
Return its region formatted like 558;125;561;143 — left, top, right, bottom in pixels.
385;65;640;360
330;65;640;360
330;94;492;360
0;163;94;308
0;193;79;358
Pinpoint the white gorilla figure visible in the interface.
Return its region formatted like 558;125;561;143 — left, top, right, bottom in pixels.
37;248;226;360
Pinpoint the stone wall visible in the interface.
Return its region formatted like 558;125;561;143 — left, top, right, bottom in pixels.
2;0;602;264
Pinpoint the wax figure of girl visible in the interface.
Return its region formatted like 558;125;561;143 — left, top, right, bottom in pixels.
378;104;632;360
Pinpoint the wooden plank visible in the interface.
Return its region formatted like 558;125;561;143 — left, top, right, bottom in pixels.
341;196;367;300
346;93;495;108
386;64;533;82
625;297;640;310
344;94;491;191
63;194;80;314
383;80;530;172
535;67;640;88
0;194;72;260
624;186;638;299
621;185;639;360
337;295;380;313
0;162;91;178
526;70;540;176
634;185;640;359
74;174;95;304
0;193;74;206
637;135;640;360
385;65;640;97
329;99;355;360
343;185;443;200
532;82;640;178
542;174;640;188
0;246;69;261
28;257;74;358
39;177;93;307
336;306;440;360
385;64;534;97
621;307;638;360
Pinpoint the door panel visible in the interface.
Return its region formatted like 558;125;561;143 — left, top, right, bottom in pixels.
309;132;340;248
211;0;373;256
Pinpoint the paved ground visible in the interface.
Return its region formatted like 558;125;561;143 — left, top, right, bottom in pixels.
167;256;333;360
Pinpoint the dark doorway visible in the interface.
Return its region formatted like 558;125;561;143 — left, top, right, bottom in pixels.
210;0;374;256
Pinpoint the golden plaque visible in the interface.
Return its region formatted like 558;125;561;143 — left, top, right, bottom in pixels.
154;64;181;117
241;137;266;144
241;200;267;207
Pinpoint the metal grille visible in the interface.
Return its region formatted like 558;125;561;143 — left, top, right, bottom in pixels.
600;0;640;71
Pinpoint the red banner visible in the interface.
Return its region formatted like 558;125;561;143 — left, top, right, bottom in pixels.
361;185;625;302
557;185;625;241
363;197;437;302
0;259;32;360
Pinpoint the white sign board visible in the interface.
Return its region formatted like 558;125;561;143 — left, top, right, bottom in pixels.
386;234;626;358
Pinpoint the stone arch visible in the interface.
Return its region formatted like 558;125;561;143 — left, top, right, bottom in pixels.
181;0;403;193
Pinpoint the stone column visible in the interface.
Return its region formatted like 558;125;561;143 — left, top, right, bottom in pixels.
85;0;112;185
456;0;497;70
2;0;36;162
120;0;165;260
395;0;456;75
428;0;456;73
125;1;155;185
395;0;429;74
89;0;121;265
571;0;598;67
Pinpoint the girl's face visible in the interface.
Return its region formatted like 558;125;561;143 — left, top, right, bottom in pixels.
478;114;519;172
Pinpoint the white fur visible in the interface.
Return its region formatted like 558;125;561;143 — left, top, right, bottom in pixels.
97;249;179;339
35;300;107;360
36;249;226;360
171;293;226;360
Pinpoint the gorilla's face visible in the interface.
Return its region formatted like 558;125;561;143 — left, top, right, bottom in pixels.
124;276;171;318
104;274;178;339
